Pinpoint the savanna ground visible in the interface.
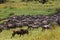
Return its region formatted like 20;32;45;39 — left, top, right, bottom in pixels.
0;0;60;40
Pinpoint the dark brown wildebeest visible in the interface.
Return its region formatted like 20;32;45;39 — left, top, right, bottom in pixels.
0;24;4;32
11;29;29;38
6;22;16;29
6;20;16;29
0;22;7;32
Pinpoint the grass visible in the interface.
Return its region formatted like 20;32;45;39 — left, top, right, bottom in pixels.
0;25;60;40
0;0;60;18
0;0;60;40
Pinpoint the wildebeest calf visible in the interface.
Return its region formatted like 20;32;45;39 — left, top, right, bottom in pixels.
41;24;51;31
41;19;51;31
11;29;29;38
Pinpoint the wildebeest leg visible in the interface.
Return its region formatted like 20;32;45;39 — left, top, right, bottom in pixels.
41;0;47;4
6;27;10;30
41;27;45;31
32;27;39;29
28;27;31;30
0;29;2;33
20;34;21;37
27;32;29;34
47;27;51;30
11;32;15;38
50;23;55;29
4;27;8;30
20;34;24;37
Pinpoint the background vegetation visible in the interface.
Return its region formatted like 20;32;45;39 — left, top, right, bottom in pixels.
0;0;60;40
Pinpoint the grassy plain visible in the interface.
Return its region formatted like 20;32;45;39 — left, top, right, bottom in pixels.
0;0;60;40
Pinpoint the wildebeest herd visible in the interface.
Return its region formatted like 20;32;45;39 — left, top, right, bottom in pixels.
0;0;47;4
0;11;60;38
